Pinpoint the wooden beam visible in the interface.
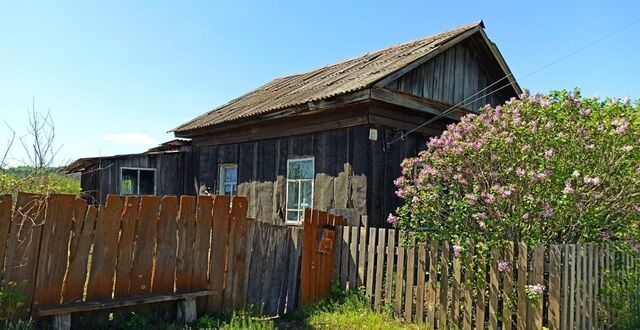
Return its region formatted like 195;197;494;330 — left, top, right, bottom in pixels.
37;290;213;316
370;88;463;121
373;25;483;88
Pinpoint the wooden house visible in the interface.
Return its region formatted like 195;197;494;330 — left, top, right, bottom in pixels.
69;21;520;227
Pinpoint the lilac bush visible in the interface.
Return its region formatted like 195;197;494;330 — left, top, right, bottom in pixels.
393;89;639;250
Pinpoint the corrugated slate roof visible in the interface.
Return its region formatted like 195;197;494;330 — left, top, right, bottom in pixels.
173;21;483;133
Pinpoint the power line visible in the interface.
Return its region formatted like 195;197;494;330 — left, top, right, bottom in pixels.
388;17;640;145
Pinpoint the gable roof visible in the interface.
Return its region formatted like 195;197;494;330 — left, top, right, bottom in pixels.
174;21;513;134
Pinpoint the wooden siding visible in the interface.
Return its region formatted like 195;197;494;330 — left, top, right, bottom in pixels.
96;152;187;204
384;34;516;112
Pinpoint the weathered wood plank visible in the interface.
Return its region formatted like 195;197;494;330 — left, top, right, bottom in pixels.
285;228;303;312
358;226;367;288
439;241;450;328
229;197;249;311
549;245;561;330
192;196;214;291
68;198;87;265
207;195;231;313
366;227;376;299
153;196;179;294
349;227;359;289
528;245;544;330
176;196;197;292
415;243;426;324
452;242;462;327
129;196;161;296
502;242;515;330
0;195;12;271
33;194;75;310
114;196;140;297
394;232;405;315
516;242;528;330
404;237;415;323
299;209;313;307
86;195;125;301
475;246;486;330
340;226;350;289
374;229;386;311
568;245;576;330
384;229;395;306
463;241;474;330
488;248;500;330
426;239;438;329
62;206;97;303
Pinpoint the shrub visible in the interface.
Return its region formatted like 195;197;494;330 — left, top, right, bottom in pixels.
393;89;639;250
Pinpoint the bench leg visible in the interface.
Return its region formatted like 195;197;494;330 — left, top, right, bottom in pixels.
52;314;71;330
177;298;197;324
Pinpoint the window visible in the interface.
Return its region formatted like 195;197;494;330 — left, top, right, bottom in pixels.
120;168;156;195
218;164;238;196
286;157;314;224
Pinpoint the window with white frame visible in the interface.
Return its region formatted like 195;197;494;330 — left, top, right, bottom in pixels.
121;168;156;195
218;164;238;196
286;157;314;224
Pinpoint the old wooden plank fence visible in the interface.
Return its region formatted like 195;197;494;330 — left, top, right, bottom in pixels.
333;225;638;329
0;192;305;323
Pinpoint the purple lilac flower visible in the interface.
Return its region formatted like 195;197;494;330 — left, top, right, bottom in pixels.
395;189;405;197
521;144;531;152
393;176;404;186
563;182;575;194
522;213;530;220
386;214;398;225
477;221;486;229
544;148;554;160
452;245;463;258
583;177;601;186
580;108;592;116
601;231;611;242
622;145;634;152
527;284;545;295
613;118;630;135
465;194;478;205
498;260;511;272
412;196;420;205
623;96;631;105
634;205;640;214
482;192;496;204
542;204;554;218
516;168;526;177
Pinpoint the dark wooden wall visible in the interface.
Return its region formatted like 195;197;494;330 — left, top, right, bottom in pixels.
384;34;516;112
193;125;371;225
94;153;186;204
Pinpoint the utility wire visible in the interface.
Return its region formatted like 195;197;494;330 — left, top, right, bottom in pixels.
388;17;640;145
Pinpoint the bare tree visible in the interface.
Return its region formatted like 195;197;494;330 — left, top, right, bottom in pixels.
0;123;15;171
18;100;62;170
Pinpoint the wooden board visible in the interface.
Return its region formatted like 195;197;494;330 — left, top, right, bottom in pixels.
374;228;386;311
68;199;87;262
366;227;376;298
192;196;214;291
384;230;395;306
404;237;415;322
129;196;161;296
548;245;561;330
114;196;140;297
426;239;438;329
207;195;231;313
438;241;450;327
0;195;12;270
176;196;197;292
502;242;515;330
488;248;500;329
415;243;426;323
86;194;125;301
152;196;179;294
393;232;405;315
33;194;75;309
62;206;97;303
349;227;359;289
516;242;528;330
452;242;462;327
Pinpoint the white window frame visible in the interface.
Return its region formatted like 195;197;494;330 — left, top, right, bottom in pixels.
120;167;156;195
218;163;238;196
285;157;315;225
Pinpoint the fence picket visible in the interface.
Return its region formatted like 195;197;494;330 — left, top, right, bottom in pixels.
62;205;97;303
349;227;359;289
426;239;438;329
394;232;405;315
476;247;487;330
503;242;515;330
114;196;140;298
463;241;474;330
384;229;395;306
153;196;179;294
568;245;576;330
0;195;13;271
374;228;386;311
404;237;415;322
207;195;231;313
416;243;426;324
358;226;367;288
489;248;500;329
452;242;462;327
549;245;561;330
516;242;527;330
439;241;450;328
129;196;161;296
366;228;376;298
340;226;350;289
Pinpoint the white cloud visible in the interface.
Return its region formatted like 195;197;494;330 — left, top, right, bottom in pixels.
101;132;156;145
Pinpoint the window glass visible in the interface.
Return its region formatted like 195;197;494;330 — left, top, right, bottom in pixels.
121;169;138;195
139;170;155;195
219;164;238;196
286;158;314;223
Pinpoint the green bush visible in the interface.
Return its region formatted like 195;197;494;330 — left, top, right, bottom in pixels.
599;260;640;329
0;167;80;196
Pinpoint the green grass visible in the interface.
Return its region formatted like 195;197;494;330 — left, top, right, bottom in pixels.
286;283;426;330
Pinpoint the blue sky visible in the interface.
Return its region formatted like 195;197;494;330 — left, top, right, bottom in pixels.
1;1;638;166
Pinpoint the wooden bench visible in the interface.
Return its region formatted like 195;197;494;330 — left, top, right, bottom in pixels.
38;291;213;330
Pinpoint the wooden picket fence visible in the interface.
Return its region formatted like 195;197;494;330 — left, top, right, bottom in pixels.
333;225;638;329
0;192;304;324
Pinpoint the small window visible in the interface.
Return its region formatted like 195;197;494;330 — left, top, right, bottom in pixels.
218;164;238;196
121;168;155;195
286;158;314;224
